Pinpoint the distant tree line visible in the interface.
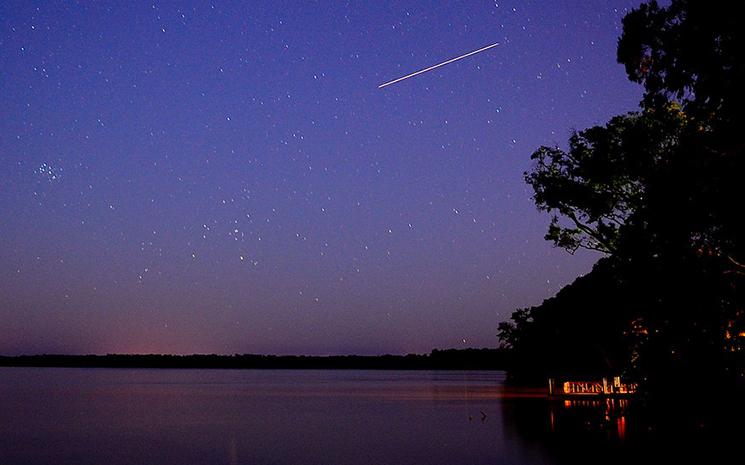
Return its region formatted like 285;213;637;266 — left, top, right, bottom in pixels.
0;348;510;371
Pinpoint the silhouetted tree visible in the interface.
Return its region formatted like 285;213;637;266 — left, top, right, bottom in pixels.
497;308;531;350
615;1;745;398
506;0;745;420
525;104;688;254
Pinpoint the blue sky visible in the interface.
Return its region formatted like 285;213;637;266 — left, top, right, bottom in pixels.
0;1;645;355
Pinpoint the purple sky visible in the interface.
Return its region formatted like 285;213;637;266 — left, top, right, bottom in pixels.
1;1;645;356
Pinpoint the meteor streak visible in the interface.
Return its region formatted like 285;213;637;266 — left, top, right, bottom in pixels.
378;42;499;88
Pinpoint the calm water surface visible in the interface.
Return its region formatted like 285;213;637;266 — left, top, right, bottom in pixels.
0;368;722;464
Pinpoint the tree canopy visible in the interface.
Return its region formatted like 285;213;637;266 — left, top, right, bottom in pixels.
525;105;688;254
504;0;745;415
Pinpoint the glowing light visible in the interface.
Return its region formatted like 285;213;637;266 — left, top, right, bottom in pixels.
379;42;499;88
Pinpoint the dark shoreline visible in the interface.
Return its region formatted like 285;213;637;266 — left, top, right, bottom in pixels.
0;348;510;371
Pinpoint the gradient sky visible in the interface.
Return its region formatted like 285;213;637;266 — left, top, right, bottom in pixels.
1;1;646;356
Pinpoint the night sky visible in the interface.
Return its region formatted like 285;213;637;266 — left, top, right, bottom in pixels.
1;1;645;356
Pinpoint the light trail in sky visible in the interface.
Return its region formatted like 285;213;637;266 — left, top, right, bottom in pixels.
378;42;499;88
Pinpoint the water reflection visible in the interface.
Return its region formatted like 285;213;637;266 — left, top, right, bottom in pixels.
0;368;739;464
504;385;744;465
0;368;555;465
502;395;636;465
550;398;631;443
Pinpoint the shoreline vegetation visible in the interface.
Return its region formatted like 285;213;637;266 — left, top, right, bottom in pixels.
0;348;510;371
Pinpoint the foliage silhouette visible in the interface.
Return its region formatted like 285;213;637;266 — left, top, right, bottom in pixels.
504;0;745;424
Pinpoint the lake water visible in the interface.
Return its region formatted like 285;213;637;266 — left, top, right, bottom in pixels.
0;368;732;464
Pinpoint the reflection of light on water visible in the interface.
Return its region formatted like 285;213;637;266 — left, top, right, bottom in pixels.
229;436;237;465
551;397;630;443
499;387;547;398
364;384;548;401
